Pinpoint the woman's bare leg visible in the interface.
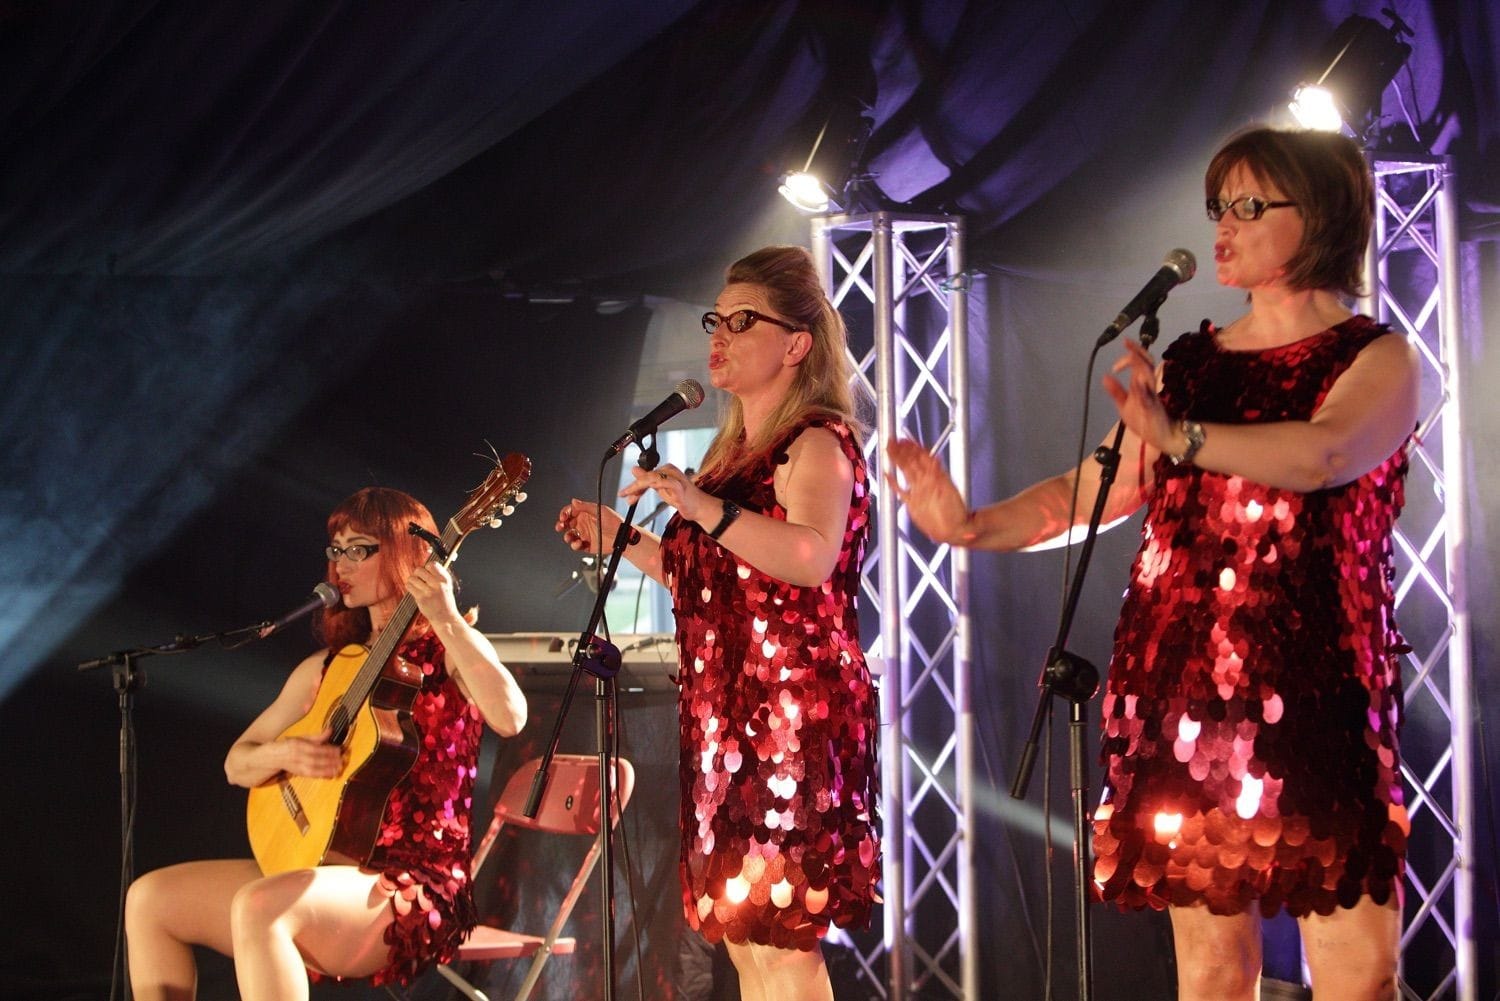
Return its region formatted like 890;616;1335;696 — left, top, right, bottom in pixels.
725;940;832;1001
1168;904;1262;1001
126;859;263;1001
724;940;766;1001
229;864;394;1001
1298;895;1400;1001
128;860;396;1001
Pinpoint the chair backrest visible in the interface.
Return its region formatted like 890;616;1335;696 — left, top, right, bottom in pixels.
472;753;635;873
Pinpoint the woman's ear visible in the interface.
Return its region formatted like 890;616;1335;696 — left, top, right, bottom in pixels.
784;330;813;366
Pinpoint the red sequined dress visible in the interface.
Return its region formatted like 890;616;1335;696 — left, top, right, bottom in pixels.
659;417;881;950
344;630;482;985
1093;316;1409;917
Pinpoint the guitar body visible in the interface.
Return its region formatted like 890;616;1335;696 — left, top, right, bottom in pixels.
246;643;425;875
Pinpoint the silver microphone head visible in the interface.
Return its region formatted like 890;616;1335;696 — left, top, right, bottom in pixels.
313;581;342;609
1163;248;1197;283
676;378;705;409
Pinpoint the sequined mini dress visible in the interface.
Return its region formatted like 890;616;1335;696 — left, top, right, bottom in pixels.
1093;316;1409;917
331;631;482;985
659;417;881;950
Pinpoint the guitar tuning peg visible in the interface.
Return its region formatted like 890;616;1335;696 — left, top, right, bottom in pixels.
515;491;528;503
501;504;515;516
489;516;502;528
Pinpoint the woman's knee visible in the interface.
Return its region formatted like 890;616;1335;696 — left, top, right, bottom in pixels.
1177;955;1259;998
229;874;299;936
1301;897;1400;1000
126;867;175;932
1305;928;1398;999
1170;907;1261;999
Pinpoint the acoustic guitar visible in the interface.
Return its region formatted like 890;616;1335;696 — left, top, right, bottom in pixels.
246;454;530;875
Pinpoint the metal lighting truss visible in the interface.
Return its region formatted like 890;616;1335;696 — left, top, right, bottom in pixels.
811;212;974;1000
1359;154;1474;1001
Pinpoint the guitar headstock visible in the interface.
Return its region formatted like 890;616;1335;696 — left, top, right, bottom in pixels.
453;452;532;535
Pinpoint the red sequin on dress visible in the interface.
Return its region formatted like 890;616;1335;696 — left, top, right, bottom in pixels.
1094;316;1409;918
659;417;881;950
359;631;482;984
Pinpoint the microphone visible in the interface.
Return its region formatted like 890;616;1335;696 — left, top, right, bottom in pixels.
1097;249;1197;346
606;379;705;456
258;582;341;638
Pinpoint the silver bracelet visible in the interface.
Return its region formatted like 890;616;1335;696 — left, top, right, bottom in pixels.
1168;420;1206;466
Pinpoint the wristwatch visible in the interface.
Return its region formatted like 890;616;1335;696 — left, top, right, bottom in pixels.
1168;420;1206;466
707;500;741;539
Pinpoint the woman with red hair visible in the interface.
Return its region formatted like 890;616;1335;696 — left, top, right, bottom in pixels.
125;487;527;999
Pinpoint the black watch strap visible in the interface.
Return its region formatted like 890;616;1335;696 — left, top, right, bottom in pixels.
707;500;741;539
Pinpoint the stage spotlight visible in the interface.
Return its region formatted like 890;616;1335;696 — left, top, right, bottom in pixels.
778;169;835;214
1288;11;1413;140
778;98;872;215
1287;84;1343;133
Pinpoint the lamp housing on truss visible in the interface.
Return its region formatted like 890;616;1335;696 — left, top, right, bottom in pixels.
778;98;872;215
1288;12;1412;140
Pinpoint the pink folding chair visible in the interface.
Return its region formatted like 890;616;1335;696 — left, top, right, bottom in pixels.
435;753;636;1001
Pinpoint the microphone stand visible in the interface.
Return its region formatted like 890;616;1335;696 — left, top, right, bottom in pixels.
1010;304;1163;1001
525;442;662;1001
77;618;290;1001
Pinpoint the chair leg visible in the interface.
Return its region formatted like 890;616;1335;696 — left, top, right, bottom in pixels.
513;945;554;1001
436;961;492;1001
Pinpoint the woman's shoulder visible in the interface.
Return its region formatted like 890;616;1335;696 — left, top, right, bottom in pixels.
774;413;861;463
293;647;337;684
1161;319;1218;360
1337;313;1396;344
1345;319;1415;369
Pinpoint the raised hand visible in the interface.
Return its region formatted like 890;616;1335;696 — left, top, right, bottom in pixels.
1102;338;1174;453
884;438;971;544
556;498;625;554
405;561;463;627
619;463;710;523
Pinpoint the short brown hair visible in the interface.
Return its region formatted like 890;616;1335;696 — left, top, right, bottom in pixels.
1205;128;1373;297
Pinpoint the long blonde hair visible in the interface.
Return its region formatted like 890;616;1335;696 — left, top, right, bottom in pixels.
698;246;866;483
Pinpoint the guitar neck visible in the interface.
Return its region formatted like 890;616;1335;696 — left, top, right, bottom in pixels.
336;519;467;718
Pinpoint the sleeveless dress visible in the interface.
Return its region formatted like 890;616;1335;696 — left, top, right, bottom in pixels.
1093;316;1409;918
659;417;881;951
326;630;483;985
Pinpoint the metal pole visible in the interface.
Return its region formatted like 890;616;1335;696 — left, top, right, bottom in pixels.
872;213;910;1001
1434;157;1476;1001
946;219;978;1001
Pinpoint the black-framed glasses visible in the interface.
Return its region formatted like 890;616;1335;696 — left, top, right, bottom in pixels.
1206;196;1299;222
326;543;380;562
701;308;802;336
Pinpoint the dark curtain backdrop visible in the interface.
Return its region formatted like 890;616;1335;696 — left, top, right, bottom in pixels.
2;1;1497;998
